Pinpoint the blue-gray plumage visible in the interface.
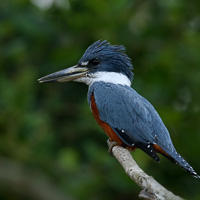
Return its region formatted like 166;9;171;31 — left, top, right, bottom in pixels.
38;40;199;179
88;81;194;172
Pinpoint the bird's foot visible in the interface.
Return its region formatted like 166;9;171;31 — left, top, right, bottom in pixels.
107;139;118;156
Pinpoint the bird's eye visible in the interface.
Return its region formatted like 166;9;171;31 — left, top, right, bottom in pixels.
90;58;100;66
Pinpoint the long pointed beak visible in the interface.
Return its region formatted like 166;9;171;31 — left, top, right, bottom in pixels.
38;65;89;83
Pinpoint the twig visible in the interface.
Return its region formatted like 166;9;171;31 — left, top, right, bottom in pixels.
107;141;184;200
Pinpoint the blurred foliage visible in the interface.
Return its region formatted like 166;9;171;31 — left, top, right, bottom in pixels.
0;0;200;199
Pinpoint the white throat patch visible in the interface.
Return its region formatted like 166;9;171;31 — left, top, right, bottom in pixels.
75;71;131;86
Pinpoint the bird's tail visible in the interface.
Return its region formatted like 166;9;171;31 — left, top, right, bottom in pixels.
161;150;200;179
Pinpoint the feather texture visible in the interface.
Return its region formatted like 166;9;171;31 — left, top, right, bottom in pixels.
88;81;199;178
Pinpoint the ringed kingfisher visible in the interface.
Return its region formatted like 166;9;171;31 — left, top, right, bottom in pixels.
38;40;199;178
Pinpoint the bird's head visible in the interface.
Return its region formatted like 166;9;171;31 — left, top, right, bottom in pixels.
38;40;133;86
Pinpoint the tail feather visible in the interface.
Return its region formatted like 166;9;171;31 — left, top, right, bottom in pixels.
163;150;200;179
153;143;200;179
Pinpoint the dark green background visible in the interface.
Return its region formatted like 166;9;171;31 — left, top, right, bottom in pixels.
0;0;200;199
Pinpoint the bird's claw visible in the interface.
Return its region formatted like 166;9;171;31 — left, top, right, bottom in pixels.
107;139;118;156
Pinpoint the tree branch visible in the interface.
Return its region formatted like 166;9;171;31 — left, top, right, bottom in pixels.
107;141;184;200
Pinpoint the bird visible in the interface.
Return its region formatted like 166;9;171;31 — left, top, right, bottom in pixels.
38;40;199;178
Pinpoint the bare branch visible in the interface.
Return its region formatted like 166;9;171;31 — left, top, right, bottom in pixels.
108;142;184;200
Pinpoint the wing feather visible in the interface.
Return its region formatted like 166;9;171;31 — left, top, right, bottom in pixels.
88;82;175;157
88;82;200;176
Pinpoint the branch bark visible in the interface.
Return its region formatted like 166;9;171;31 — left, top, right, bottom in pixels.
107;141;184;200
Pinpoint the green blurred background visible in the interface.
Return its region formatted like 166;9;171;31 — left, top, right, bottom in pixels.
0;0;200;199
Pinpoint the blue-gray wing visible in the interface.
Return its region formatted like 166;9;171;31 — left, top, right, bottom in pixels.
88;82;175;160
88;82;200;178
